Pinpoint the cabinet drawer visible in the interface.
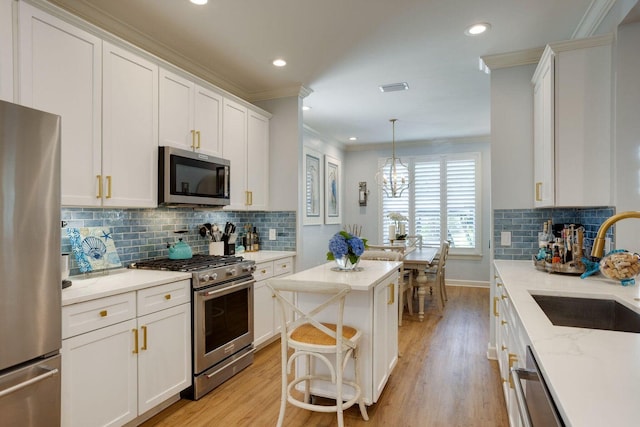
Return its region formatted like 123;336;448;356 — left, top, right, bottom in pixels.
273;257;293;276
62;292;136;339
254;262;274;281
137;279;191;316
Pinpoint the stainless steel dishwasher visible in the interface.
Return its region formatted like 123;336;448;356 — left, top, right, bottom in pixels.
511;346;565;427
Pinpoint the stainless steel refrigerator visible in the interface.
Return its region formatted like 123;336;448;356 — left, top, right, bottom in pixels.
0;100;62;426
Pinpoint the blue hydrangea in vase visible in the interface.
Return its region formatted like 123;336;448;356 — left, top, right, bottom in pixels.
327;231;367;271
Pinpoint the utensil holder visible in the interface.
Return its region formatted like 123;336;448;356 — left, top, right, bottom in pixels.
209;242;224;256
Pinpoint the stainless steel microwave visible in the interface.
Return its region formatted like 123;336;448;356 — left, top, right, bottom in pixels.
158;146;230;207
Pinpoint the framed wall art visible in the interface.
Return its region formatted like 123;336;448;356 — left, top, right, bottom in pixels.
324;155;342;224
303;146;323;225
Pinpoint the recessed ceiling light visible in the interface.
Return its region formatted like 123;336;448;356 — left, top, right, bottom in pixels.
272;58;287;67
349;137;358;141
302;105;311;111
465;22;491;36
190;0;208;5
379;82;409;93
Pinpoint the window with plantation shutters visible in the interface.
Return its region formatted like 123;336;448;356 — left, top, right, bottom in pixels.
380;153;481;255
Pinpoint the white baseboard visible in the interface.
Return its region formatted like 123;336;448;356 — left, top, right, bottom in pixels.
487;343;497;360
444;279;490;288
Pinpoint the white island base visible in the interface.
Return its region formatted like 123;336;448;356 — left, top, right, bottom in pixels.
273;260;401;405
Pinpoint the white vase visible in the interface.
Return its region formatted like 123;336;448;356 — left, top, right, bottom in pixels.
334;256;360;271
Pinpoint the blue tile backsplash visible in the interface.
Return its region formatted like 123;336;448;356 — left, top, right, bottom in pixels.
493;207;615;260
62;207;296;275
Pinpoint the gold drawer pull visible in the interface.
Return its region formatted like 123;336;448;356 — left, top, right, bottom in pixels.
388;283;395;305
501;345;508;351
493;296;499;317
96;175;103;199
132;329;139;354
99;310;108;317
501;294;508;300
261;269;267;274
141;326;148;351
165;294;171;300
281;264;287;268
501;320;508;325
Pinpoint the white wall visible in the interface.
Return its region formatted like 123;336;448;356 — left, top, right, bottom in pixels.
298;127;345;271
344;139;492;284
255;96;299;211
613;20;640;252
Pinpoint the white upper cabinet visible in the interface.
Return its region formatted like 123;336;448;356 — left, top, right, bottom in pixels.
18;2;102;207
159;68;223;156
0;0;14;102
532;34;613;207
223;98;270;211
102;42;158;208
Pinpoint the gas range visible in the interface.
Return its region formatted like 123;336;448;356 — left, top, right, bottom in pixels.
129;254;256;290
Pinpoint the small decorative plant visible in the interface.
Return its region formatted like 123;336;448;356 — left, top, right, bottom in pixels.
327;231;367;265
388;212;408;239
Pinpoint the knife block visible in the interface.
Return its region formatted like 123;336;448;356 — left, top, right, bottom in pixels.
209;242;224;256
224;242;235;255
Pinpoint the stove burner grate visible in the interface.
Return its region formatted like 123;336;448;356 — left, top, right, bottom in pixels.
130;254;245;272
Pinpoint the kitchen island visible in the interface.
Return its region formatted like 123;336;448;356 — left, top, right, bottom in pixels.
494;260;640;427
273;259;401;405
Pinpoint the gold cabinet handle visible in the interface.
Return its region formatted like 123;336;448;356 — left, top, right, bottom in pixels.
96;175;103;199
106;176;112;199
535;182;542;201
282;264;287;268
501;294;508;300
493;296;499;317
388;283;395;305
165;294;171;300
99;310;107;317
501;320;508;325
261;269;267;274
196;130;201;149
496;281;502;287
501;345;508;351
508;353;518;388
191;129;196;149
132;329;139;354
141;325;147;351
245;191;253;206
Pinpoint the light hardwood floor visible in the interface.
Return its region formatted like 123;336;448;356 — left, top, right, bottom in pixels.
141;286;508;427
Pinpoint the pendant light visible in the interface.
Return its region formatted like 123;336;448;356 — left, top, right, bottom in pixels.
375;119;410;197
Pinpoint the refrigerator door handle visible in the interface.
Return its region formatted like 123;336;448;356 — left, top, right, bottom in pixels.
0;366;59;398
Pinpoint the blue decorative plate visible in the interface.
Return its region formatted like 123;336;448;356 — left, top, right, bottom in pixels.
67;227;122;273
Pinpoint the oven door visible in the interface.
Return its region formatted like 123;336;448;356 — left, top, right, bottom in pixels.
193;277;254;375
512;346;564;427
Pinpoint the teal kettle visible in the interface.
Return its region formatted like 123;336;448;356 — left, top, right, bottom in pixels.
167;230;193;260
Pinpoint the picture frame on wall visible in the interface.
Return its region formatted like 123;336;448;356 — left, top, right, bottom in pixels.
303;146;323;225
324;155;342;225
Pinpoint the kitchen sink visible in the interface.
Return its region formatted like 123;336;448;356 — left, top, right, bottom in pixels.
531;294;640;333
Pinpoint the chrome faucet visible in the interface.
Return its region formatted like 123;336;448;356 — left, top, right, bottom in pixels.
590;211;640;259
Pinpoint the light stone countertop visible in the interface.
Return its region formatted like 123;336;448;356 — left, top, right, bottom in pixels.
494;260;640;427
240;250;296;264
275;260;401;291
62;269;192;306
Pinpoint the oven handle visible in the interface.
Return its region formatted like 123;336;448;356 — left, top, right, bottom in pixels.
198;278;255;298
511;367;537;427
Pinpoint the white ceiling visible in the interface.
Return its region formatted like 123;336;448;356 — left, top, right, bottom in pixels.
49;0;602;146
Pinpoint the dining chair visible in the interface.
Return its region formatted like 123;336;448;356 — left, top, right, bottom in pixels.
405;234;423;249
267;279;368;427
360;250;413;326
416;240;450;313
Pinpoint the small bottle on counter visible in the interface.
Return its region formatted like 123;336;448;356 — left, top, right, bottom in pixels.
252;227;259;251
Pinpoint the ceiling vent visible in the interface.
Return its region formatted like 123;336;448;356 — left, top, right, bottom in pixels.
379;82;409;93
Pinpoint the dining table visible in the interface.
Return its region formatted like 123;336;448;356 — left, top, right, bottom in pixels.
401;246;439;321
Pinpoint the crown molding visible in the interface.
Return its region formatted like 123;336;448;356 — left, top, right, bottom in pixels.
548;32;614;52
248;85;314;102
44;0;251;99
572;0;617;39
345;134;491;152
480;48;545;71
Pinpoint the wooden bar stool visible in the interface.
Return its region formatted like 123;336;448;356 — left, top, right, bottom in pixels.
268;279;369;427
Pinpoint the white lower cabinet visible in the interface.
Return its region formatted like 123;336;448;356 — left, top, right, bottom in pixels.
253;256;294;348
372;274;399;399
493;272;528;427
62;280;191;427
